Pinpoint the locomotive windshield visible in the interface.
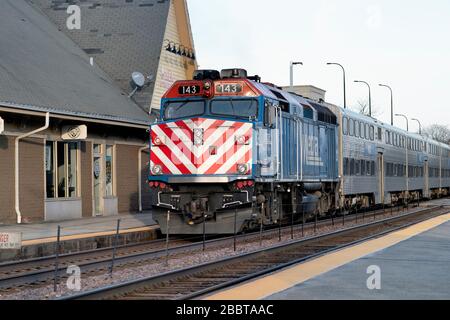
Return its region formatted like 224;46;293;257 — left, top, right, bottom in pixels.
164;100;205;120
211;99;257;119
163;98;258;121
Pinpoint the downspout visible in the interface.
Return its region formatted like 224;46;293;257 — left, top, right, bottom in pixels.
138;145;150;212
15;112;50;224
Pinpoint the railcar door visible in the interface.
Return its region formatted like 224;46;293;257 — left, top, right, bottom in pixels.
378;152;385;204
424;159;430;198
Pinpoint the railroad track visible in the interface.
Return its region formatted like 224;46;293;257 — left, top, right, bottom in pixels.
61;205;449;300
0;237;194;291
0;201;418;292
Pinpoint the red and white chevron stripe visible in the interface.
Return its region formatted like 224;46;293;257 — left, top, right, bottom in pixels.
150;118;253;176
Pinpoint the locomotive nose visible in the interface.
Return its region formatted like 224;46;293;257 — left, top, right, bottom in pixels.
150;118;253;176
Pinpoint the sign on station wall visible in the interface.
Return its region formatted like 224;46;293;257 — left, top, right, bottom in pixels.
0;117;4;134
62;125;87;140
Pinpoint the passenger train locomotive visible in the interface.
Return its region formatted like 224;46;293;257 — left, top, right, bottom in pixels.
148;68;450;235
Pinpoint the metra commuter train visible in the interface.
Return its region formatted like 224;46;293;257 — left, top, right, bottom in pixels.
148;69;450;234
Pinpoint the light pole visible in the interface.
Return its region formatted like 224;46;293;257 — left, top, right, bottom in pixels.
379;84;394;126
327;63;347;109
354;80;372;117
411;118;422;135
289;61;303;92
396;113;409;204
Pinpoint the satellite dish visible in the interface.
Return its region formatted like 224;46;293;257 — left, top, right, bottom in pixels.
131;72;146;89
129;72;154;98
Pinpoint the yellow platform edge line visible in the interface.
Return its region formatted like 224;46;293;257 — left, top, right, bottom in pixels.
22;225;158;246
204;213;450;300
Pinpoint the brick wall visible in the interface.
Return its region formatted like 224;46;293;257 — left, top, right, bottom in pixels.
0;135;15;224
116;144;139;213
19;138;45;223
81;141;93;217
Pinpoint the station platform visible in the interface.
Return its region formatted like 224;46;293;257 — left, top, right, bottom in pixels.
0;212;159;262
205;212;450;300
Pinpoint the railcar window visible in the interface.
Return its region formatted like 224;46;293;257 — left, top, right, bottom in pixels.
386;131;391;144
343;117;348;135
355;121;360;138
350;159;355;175
361;160;366;175
349;119;355;136
370;126;374;141
211;99;258;119
344;158;349;175
164;100;205;120
365;124;369;140
360;122;364;139
371;161;375;176
355;159;360;176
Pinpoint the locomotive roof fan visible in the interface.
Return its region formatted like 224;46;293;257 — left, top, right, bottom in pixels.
193;70;221;81
221;68;248;79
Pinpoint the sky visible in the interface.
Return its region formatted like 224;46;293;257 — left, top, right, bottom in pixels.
186;0;450;130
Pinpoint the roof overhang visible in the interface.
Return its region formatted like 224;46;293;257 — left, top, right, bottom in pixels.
0;104;151;130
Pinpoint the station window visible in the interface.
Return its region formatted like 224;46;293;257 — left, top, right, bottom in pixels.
46;141;79;199
105;145;114;197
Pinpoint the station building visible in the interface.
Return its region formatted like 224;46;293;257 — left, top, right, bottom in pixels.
0;0;197;224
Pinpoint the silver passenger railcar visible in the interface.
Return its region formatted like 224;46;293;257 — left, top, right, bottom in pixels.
330;106;450;210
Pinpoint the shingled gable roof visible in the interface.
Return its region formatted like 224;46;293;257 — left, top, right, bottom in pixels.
30;0;172;111
0;0;153;125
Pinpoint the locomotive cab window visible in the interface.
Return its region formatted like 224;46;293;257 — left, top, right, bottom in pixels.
211;99;258;119
164;100;205;120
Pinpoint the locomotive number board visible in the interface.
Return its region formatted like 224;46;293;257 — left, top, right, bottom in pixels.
178;85;202;96
215;83;243;94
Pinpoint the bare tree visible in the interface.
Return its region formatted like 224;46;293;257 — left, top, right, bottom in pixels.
423;124;450;144
355;99;382;118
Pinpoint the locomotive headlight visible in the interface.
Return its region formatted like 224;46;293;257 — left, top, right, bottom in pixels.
237;164;249;175
151;165;163;175
236;135;249;145
193;128;204;146
194;128;204;137
153;136;163;146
